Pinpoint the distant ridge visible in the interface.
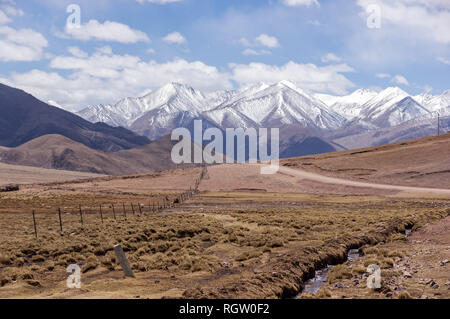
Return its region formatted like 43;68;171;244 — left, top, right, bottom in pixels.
0;83;151;152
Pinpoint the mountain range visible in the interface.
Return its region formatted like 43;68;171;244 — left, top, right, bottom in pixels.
0;80;448;176
76;81;450;149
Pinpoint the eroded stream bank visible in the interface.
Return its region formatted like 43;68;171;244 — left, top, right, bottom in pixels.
296;228;414;297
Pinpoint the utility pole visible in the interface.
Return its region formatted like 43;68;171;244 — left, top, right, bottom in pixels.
438;113;440;136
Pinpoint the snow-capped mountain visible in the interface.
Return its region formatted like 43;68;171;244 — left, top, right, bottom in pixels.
414;90;450;114
315;89;378;120
204;80;346;131
76;82;449;143
317;87;437;128
358;87;431;127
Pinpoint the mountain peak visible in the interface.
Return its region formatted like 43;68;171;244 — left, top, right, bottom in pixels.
276;80;297;89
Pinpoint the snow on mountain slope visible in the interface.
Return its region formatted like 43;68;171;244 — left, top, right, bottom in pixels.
414;90;450;113
76;82;449;142
203;81;346;131
129;83;214;139
359;87;431;127
316;89;378;120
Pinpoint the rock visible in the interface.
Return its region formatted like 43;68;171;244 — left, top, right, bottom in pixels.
386;292;393;298
335;283;344;289
170;274;176;279
154;280;160;284
403;271;412;278
420;295;428;299
220;261;230;268
445;281;450;286
253;269;263;274
440;259;449;266
431;284;439;289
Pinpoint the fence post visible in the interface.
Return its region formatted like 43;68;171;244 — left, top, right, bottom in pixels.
79;205;83;226
99;205;104;223
123;203;126;218
112;204;116;220
138;203;143;215
114;244;135;278
32;211;37;238
131;203;135;215
58;208;63;233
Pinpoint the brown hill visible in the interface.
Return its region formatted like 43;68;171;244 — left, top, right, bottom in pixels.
282;133;450;188
0;83;150;151
0;162;104;186
0;134;178;175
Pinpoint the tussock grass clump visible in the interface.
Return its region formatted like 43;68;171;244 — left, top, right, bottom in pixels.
0;252;12;265
235;250;263;262
364;258;380;267
352;266;367;275
398;290;412;299
381;257;394;269
386;233;407;243
327;265;352;283
315;288;332;298
82;256;99;273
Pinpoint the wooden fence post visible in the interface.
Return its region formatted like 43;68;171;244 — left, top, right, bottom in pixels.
32;211;37;238
131;203;135;215
99;205;104;223
114;244;135;278
138;203;143;215
58;208;63;233
112;204;116;220
79;205;83;226
122;203;126;218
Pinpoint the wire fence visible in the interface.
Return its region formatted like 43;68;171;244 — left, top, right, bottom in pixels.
22;166;209;239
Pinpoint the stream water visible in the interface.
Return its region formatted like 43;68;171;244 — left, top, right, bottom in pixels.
296;229;413;297
297;249;361;296
405;228;412;237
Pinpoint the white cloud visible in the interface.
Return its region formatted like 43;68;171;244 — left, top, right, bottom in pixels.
321;53;341;63
391;74;409;86
147;48;156;54
237;37;251;47
162;31;186;44
2;5;23;17
437;57;450;65
376;73;391;79
0;9;11;24
230;61;355;95
65;20;150;43
282;0;320;7
2;50;231;109
357;0;450;44
67;46;88;58
242;49;271;56
255;34;279;48
0;26;48;61
96;45;113;55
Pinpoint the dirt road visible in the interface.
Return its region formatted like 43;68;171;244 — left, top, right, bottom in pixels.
277;165;450;196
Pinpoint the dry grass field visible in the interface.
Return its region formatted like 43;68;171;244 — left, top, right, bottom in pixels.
1;134;449;299
0;162;104;186
0;164;448;299
282;133;450;188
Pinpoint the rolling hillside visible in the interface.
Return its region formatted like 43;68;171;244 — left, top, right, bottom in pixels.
282;133;450;188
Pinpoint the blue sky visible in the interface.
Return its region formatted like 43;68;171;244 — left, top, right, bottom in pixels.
0;0;449;110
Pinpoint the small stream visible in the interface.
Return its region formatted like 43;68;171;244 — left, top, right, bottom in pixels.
297;249;361;296
297;228;413;297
